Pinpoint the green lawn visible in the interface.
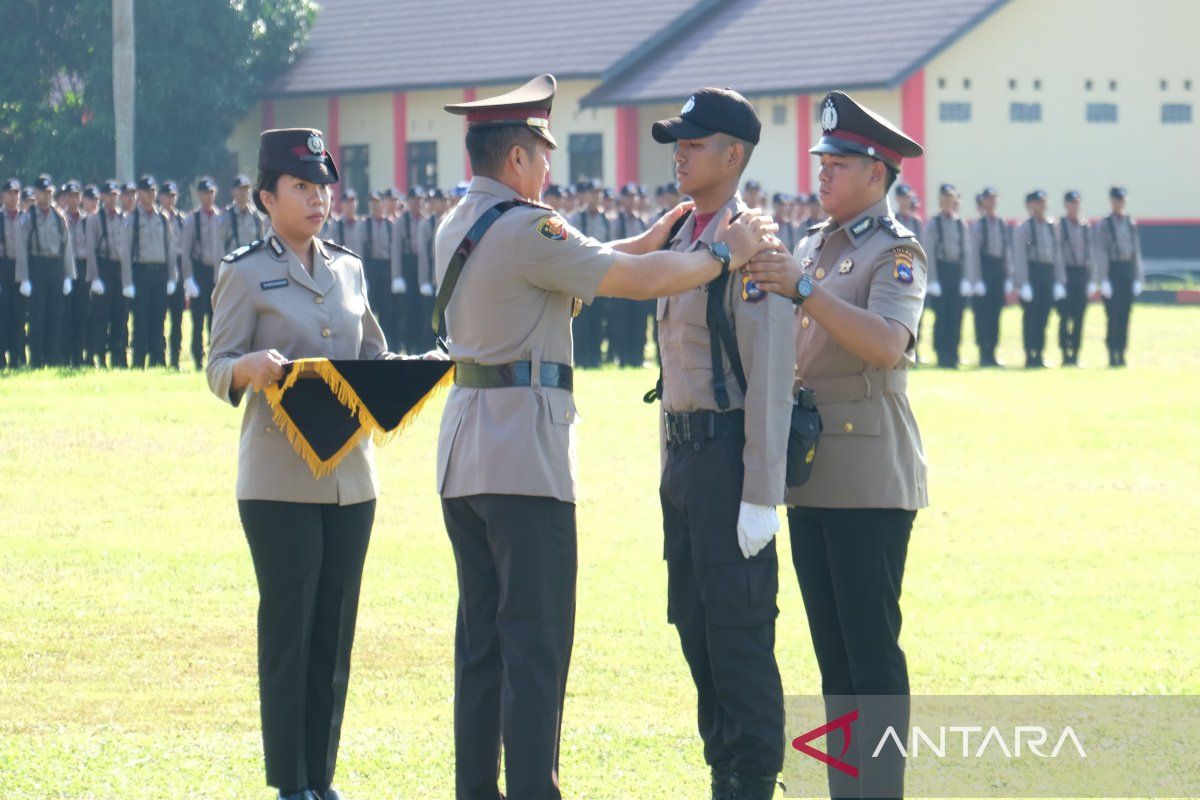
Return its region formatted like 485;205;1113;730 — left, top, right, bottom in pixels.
1;303;1198;798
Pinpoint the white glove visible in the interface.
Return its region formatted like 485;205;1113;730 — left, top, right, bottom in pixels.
1053;283;1066;302
166;280;177;296
123;284;135;300
419;282;435;297
184;277;200;299
1100;280;1113;299
973;281;986;297
63;278;73;295
737;502;780;559
1133;280;1143;297
1019;284;1034;303
1086;282;1097;297
927;281;942;298
19;280;32;298
1004;280;1014;295
91;278;105;296
391;276;406;294
959;278;973;297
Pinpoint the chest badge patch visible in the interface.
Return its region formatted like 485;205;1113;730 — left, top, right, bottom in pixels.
536;216;567;241
801;257;814;269
260;278;289;291
839;258;853;274
892;249;915;284
741;273;766;303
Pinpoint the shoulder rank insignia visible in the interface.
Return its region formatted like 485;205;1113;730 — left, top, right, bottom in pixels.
741;273;766;303
806;220;829;235
892;248;916;284
322;238;361;259
223;239;264;263
850;216;874;237
536;215;567;241
879;216;916;239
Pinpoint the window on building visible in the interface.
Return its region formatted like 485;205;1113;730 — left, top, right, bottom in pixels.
407;141;437;191
939;102;972;122
568;133;603;185
339;144;369;204
1033;79;1042;90
772;103;787;125
1010;102;1042;123
1008;78;1017;90
1186;79;1193;91
1086;103;1118;123
1161;79;1169;91
963;78;972;90
1109;79;1118;91
937;77;946;89
1162;103;1193;124
1085;79;1093;91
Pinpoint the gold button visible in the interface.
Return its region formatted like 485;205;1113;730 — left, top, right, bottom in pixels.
264;426;272;434
321;327;331;338
844;422;854;433
564;410;572;421
314;295;324;305
801;316;810;329
815;268;826;280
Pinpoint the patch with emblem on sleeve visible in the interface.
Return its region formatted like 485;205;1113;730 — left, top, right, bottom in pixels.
260;278;289;291
892;249;915;284
535;215;567;241
741;273;766;303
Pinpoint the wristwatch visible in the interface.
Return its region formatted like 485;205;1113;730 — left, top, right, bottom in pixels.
705;240;732;272
793;273;814;306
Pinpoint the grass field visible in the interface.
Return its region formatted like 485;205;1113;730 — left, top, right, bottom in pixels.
1;303;1198;799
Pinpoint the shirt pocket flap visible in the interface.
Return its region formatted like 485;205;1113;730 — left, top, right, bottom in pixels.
546;388;578;426
820;397;883;437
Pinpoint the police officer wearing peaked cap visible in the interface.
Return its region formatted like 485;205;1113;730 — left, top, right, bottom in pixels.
435;73;776;800
746;89;929;800
207;127;400;800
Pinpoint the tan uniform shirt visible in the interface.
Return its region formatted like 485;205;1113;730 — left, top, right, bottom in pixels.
84;209;125;286
390;210;423;282
967;216;1013;283
788;196;929;510
434;176;615;503
657;196;796;507
122;206;177;282
0;208;29;284
1013;217;1065;286
364;216;394;262
417;214;440;286
25;205;76;279
206;230;393;505
66;211;89;263
222;205;264;252
181;207;226;277
1095;213;1144;281
923;213;975;287
331;217;367;257
1056;217;1097;278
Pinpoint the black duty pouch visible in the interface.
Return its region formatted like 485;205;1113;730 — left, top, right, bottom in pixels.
786;387;822;488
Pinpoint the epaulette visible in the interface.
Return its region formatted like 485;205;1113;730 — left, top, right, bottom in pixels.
322;238;361;259
806;220;829;234
523;198;553;211
223;239;263;262
878;215;916;239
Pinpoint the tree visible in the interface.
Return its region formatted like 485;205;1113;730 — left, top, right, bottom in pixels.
0;0;316;192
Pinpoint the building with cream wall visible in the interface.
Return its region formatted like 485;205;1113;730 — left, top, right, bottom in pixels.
229;0;1199;223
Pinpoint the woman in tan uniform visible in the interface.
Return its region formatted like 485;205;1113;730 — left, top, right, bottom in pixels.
206;127;395;800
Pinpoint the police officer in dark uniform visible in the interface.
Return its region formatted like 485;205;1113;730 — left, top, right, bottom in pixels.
746;90;928;800
363;190;395;334
1055;190;1096;367
25;175;76;367
160;180;188;369
1096;186;1143;367
84;181;130;368
0;178;29;369
923;183;974;368
969;187;1013;367
121;175;177;369
390;186;425;353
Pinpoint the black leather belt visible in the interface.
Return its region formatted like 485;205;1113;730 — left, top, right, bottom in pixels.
133;261;167;267
665;409;744;446
454;360;573;391
1029;260;1054;269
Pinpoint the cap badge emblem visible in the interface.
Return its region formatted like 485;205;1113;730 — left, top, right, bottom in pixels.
307;133;324;156
681;96;696;114
821;97;838;131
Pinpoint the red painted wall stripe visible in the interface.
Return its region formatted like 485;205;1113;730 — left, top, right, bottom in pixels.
796;94;811;194
392;92;407;190
615;106;639;187
462;87;476;180
261;100;275;131
900;69;926;203
326;96;340;168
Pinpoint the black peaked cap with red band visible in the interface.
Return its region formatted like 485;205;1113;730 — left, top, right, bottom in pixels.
444;74;558;149
810;91;923;172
